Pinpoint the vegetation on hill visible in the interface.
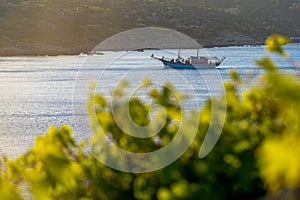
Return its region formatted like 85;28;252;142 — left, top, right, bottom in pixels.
0;0;299;55
1;35;300;199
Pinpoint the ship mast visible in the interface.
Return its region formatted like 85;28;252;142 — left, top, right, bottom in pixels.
177;36;182;60
196;23;201;58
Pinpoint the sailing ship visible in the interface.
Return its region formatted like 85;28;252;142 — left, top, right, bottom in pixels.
151;42;226;69
151;54;226;69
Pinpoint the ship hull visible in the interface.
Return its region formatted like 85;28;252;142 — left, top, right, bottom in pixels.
161;60;217;69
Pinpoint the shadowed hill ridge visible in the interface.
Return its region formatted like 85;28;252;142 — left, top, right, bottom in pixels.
0;0;299;55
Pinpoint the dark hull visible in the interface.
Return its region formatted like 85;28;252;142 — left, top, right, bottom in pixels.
161;60;217;69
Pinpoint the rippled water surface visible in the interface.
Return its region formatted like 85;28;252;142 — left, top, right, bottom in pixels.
1;44;299;157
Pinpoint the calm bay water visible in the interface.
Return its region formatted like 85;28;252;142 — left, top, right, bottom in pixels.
0;44;299;157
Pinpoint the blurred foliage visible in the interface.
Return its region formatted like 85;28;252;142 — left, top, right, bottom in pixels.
265;34;290;58
0;34;300;199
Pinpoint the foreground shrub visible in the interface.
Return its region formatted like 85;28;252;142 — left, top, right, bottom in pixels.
0;35;299;199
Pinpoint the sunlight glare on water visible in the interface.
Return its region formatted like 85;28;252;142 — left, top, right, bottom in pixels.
0;44;299;157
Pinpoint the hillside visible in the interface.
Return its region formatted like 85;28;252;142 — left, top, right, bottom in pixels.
0;0;299;55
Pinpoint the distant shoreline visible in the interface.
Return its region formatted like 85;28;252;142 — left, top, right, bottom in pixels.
0;40;298;57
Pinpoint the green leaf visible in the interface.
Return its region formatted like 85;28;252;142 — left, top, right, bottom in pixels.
265;34;290;57
256;57;277;72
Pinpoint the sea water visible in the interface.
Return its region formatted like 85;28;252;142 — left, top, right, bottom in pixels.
0;44;299;157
